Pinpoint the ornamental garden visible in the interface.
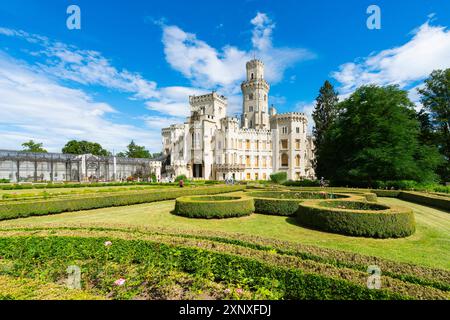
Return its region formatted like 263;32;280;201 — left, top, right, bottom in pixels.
0;178;448;300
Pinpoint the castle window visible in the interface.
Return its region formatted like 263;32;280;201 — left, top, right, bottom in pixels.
251;73;254;80
295;139;300;150
263;156;267;168
246;155;251;167
296;127;300;134
281;153;289;167
249;120;253;128
246;139;251;149
255;173;259;180
246;173;251;180
282;127;288;134
295;154;301;167
249;106;254;112
249;93;254;100
281;139;288;149
255;156;259;166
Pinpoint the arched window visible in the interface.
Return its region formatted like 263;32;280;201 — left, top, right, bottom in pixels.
251;73;254;80
295;154;300;167
281;153;289;167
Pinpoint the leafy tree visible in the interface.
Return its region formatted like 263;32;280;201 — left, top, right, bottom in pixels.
322;85;440;186
418;69;450;182
21;140;47;153
312;80;339;178
62;140;111;156
123;140;151;159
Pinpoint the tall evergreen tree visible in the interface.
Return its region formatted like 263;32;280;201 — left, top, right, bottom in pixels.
123;140;151;159
418;69;450;182
312;80;339;179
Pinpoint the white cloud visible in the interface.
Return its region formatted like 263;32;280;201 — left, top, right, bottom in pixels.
333;22;450;95
0;27;160;100
161;12;315;91
0;52;161;153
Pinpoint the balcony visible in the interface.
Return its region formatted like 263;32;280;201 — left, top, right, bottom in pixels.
214;164;246;172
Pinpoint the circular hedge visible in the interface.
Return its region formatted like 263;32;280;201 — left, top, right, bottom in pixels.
246;191;351;216
296;200;415;238
174;195;254;219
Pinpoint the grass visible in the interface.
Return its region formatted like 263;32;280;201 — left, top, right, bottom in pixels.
0;194;448;270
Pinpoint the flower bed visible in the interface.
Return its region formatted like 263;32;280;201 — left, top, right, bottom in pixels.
174;195;254;219
296;200;415;238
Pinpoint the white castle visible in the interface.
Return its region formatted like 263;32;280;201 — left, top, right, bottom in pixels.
161;59;315;181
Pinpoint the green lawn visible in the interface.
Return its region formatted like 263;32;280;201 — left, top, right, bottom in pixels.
0;195;448;270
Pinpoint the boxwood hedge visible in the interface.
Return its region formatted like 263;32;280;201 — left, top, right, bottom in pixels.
0;185;245;221
296;200;416;238
247;191;351;216
174;195;254;219
398;192;450;212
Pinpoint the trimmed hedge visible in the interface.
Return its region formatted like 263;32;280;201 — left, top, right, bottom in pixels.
270;172;287;184
296;200;416;238
0;185;246;221
174;195;254;219
247;191;351;216
398;192;450;212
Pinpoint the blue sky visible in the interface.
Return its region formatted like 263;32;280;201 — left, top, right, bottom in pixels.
0;0;449;153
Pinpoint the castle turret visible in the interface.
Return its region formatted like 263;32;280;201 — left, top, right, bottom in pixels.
241;59;270;129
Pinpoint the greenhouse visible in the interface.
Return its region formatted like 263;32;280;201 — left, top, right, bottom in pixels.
0;150;162;183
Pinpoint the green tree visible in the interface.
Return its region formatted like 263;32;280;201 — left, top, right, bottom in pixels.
123;140;151;159
323;85;440;186
21;140;47;153
312;80;339;179
62;140;111;156
418;69;450;182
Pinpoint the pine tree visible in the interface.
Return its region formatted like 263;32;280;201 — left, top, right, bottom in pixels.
312;80;339;179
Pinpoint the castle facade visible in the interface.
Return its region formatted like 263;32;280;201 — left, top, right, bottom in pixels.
162;59;315;181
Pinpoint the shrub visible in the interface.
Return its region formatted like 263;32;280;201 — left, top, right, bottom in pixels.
0;185;246;221
175;175;188;182
247;191;351;217
398;192;450;212
296;200;416;238
174;195;254;219
270;172;287;184
0;179;10;184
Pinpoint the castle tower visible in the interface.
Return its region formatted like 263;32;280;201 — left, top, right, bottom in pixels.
241;59;270;129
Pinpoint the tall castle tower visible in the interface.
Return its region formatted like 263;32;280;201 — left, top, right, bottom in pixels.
241;59;270;129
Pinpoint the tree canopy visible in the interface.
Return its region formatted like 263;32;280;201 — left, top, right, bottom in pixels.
418;69;450;182
118;140;151;159
62;140;111;156
316;85;441;186
21;140;47;153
